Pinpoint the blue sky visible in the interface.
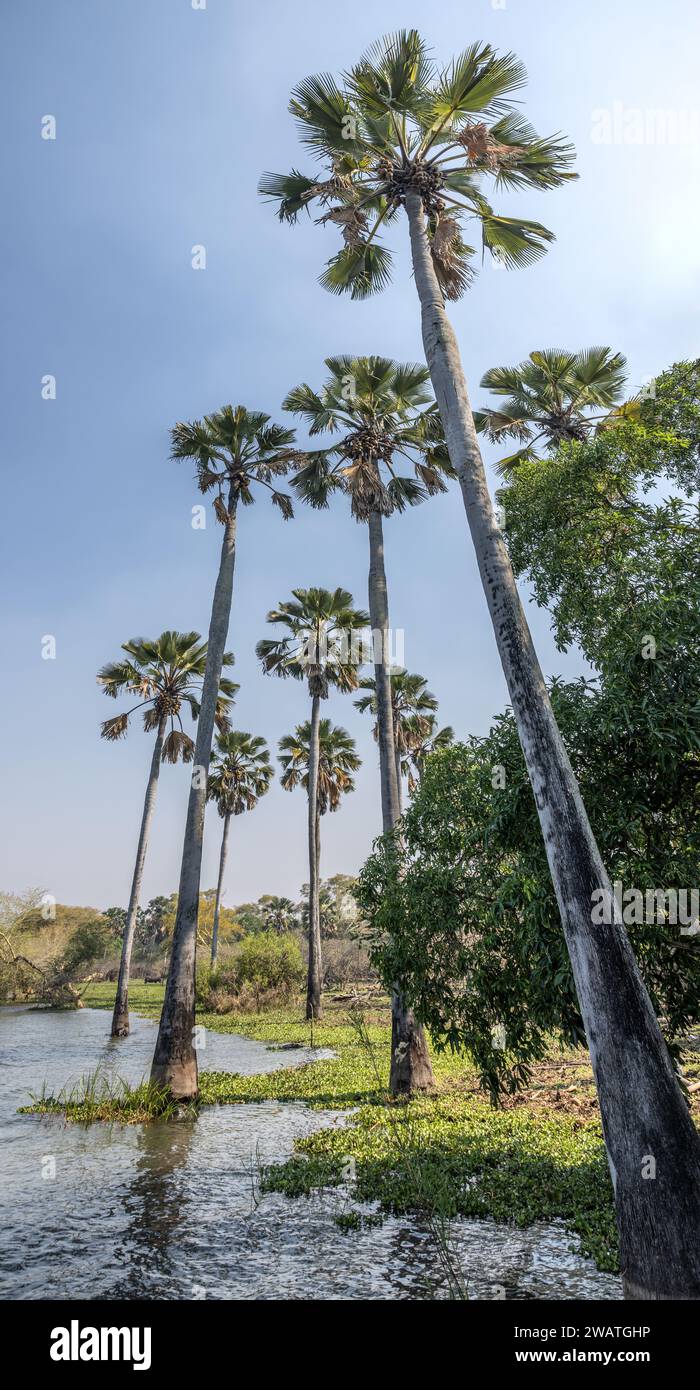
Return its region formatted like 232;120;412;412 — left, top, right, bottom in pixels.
1;0;698;911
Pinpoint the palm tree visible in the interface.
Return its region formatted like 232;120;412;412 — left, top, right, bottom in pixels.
355;667;438;812
284;356;451;1092
98;631;236;1037
260;896;298;934
257;587;368;1018
151;406;299;1100
474;347;628;471
206;731;273;967
279;718;360;988
401;715;454;793
262;30;700;1295
285;356;451;830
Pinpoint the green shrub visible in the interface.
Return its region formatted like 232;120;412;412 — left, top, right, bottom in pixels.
195;958;214;1004
237;932;303;999
196;933;303;1012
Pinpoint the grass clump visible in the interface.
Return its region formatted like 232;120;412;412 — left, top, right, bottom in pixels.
20;1068;182;1124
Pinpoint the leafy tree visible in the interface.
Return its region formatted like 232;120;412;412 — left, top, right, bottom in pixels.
194;889;244;954
98;631;236;1037
206;731;273;966
136;896;172;951
257;587;367;1017
0;888;45;935
231;901;267;936
640;359;700;492
501;418;699;671
263;30;700;1290
359;672;700;1101
151;407;299;1100
474;346;628;471
61;919;113;977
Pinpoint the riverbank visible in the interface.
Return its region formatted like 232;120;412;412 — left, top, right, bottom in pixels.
18;981;629;1273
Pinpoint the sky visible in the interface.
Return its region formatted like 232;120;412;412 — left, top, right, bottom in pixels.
1;0;698;912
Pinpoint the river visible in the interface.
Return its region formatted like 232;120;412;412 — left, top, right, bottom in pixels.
0;1005;621;1300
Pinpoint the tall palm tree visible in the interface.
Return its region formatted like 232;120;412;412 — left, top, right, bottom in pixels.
284;356;451;1091
474;347;628;472
285;356;451;828
257;587;368;1018
98;631;236;1037
401;715;454;793
151;406;299;1100
355;667;438;813
262;30;700;1295
206;731;273;967
279;718;360;987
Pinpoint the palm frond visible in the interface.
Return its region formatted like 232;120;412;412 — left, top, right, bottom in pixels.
258;169;318;222
100;713;130;741
319;242;393;299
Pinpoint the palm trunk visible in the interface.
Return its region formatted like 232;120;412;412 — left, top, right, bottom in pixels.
367;508;434;1096
367;510;400;830
406;189;700;1298
394;744;403;816
111;716;166;1037
211;811;231;969
306;692;322;1020
151;491;238;1099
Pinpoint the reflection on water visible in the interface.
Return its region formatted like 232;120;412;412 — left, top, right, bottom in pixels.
0;1006;621;1300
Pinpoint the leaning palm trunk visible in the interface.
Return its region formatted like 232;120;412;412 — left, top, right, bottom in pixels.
211;811;231;969
306;692;322;1019
406;190;700;1299
111;716;166;1037
151;494;238;1098
367;507;433;1096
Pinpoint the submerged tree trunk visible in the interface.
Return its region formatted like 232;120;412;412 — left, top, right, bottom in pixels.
367;507;434;1096
151;493;238;1099
406;189;700;1298
210;811;231;969
111;716;166;1038
306;692;322;1020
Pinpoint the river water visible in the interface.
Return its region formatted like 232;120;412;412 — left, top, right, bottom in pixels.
0;1005;621;1300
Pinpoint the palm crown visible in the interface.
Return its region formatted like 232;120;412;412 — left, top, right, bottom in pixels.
401;715;454;791
285;355;454;520
207;731;273;818
355;666;439;755
170;404;300;521
98;630;237;763
260;29;576;300
279;719;360;813
256;586;369;698
474;347;629;472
